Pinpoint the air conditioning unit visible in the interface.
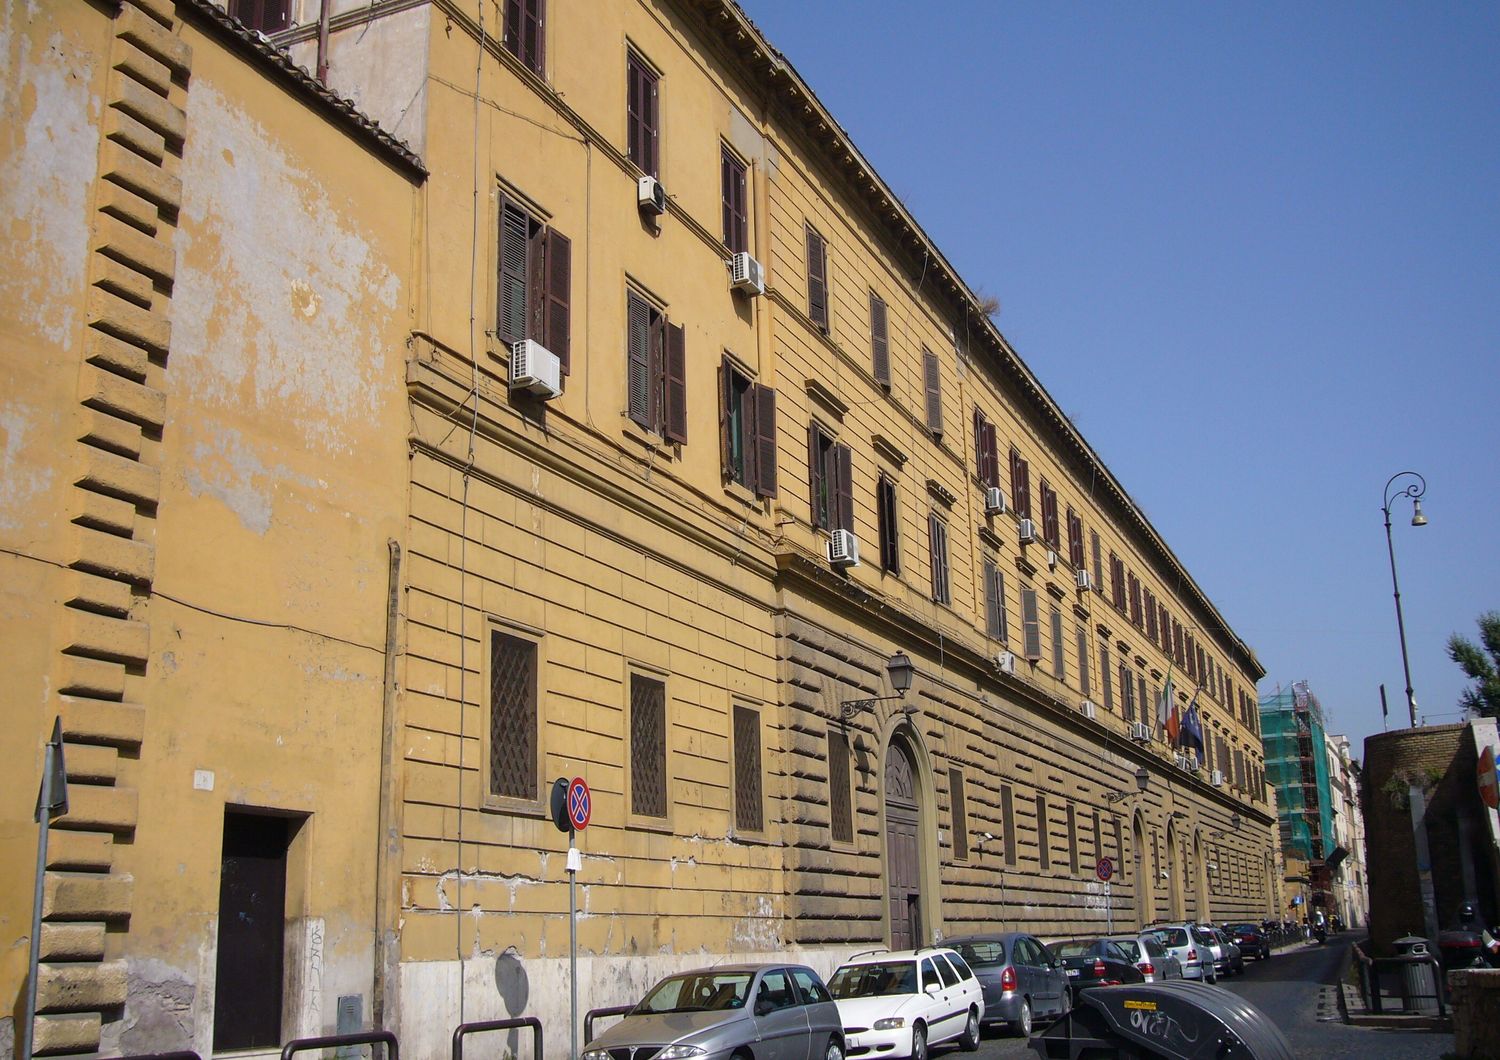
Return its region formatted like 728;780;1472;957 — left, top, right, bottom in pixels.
729;251;765;296
1017;519;1036;544
1079;700;1097;720
637;175;667;215
1211;769;1224;787
1046;550;1059;570
1076;569;1094;591
984;487;1006;516
1129;721;1150;742
827;528;859;568
1177;755;1196;772
995;651;1016;675
509;339;562;399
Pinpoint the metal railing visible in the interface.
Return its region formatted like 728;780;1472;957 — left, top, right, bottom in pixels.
282;1030;398;1060
452;1017;541;1060
1351;943;1446;1016
583;1005;635;1045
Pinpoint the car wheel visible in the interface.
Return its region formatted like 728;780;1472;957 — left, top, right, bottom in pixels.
959;1008;980;1052
824;1036;845;1060
1008;998;1032;1038
910;1022;928;1060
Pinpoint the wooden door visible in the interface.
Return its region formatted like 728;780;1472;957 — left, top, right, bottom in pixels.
213;812;290;1051
885;745;921;949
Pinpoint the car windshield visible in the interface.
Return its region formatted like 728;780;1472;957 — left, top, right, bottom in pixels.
828;962;918;999
635;972;753;1014
1050;941;1096;959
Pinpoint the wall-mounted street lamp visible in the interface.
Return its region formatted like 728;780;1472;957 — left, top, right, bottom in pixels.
840;652;915;721
1211;813;1243;840
1106;766;1150;804
1382;471;1428;727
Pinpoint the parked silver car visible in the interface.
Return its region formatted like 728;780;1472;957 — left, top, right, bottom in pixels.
1103;933;1184;982
1208;926;1244;975
1146;923;1216;983
581;963;845;1060
1194;924;1232;978
946;932;1071;1037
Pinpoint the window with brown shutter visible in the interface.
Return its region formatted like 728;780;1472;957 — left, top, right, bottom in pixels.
1145;589;1158;644
1077;624;1090;696
877;474;900;573
231;0;289;34
1091;530;1103;593
1128;572;1143;628
502;0;544;76
1051;606;1065;679
630;673;667;818
1021;586;1041;659
489;629;538;801
808;424;851;533
1109;553;1126;613
949;768;969;861
625;290;684;441
1040;480;1059;547
721;145;748;254
1010;449;1031;519
928;513;950;605
829;728;853;844
805;225;829;332
1067;508;1084;569
984;558;1006;640
870;293;890;388
1001;784;1017;867
626;50;659;177
732;704;762;833
721;359;776;497
922;348;943;436
1119;660;1134;723
1138;675;1150;730
496;192;571;375
1100;644;1113;712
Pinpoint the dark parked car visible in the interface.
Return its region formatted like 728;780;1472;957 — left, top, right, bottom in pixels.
1224;921;1269;960
580;963;845;1060
1047;939;1147;994
947;932;1071;1037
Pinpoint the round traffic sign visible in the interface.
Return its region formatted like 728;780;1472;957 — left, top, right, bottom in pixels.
567;776;592;830
1096;857;1114;883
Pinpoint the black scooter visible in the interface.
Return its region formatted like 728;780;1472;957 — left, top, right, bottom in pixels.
1313;924;1327;945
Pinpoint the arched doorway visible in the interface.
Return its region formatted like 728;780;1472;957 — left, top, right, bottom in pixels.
884;739;923;948
1132;812;1151;929
1165;823;1182;921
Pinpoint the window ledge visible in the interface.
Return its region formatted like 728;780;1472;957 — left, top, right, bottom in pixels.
872;433;907;468
805;378;849;420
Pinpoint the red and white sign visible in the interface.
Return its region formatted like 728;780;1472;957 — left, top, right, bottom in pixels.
567;776;592;830
1479;746;1498;811
1096;857;1115;883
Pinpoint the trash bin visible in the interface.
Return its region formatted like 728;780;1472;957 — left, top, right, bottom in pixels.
1392;935;1440;1014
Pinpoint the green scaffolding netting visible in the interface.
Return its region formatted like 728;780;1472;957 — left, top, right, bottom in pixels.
1259;682;1335;863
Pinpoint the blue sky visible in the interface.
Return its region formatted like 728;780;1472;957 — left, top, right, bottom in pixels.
739;1;1500;755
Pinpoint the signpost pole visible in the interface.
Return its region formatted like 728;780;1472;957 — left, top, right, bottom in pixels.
22;741;53;1060
1107;880;1113;936
569;827;578;1060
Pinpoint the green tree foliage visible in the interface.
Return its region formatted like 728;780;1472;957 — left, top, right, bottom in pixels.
1448;611;1500;719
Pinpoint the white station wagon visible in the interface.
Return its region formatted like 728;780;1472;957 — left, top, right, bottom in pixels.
827;947;984;1059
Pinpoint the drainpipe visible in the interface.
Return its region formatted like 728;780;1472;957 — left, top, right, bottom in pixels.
374;540;403;1028
316;0;331;83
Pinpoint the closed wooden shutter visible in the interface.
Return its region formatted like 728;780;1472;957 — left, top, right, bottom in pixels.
752;384;777;498
544;228;570;373
627;52;658;177
1138;675;1150;730
663;321;687;443
502;0;544;75
836;443;854;533
923;348;943;435
1051;607;1065;679
928;514;950;604
1077;625;1090;696
985;424;998;489
626;293;651;429
1021;587;1041;659
878;475;900;573
721;147;747;253
1120;661;1133;723
973;409;986;483
497;195;531;346
1068;509;1084;569
984;558;1001;637
1091;531;1103;592
1100;644;1113;712
808;424;825;530
806;226;828;331
871;293;890;387
718;358;733;480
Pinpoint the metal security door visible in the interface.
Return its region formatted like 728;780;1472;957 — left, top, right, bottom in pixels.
885;745;921;949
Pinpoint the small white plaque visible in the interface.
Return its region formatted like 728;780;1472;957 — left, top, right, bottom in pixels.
193;769;215;791
566;847;582;873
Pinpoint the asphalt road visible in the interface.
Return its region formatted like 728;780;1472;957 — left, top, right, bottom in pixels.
956;934;1455;1059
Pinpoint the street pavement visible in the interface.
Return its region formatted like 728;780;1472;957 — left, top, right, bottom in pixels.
960;934;1454;1059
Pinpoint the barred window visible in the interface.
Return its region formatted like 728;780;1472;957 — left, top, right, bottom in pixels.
1067;803;1079;875
733;704;763;832
950;768;968;861
489;630;538;800
829;728;853;844
1001;784;1017;867
630;673;667;818
1036;793;1051;871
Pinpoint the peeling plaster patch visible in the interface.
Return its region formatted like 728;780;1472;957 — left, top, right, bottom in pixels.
301;660;368;683
174;82;400;455
117;957;197;1055
0;401;54;531
730;894;781;951
0;16;97;346
181;423;321;533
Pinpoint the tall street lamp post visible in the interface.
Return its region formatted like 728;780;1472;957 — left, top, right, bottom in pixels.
1382;471;1428;727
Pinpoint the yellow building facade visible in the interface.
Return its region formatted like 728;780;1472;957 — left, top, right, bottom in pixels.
2;0;1276;1055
